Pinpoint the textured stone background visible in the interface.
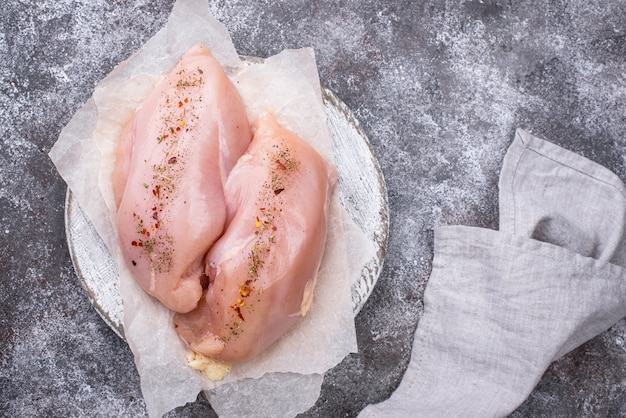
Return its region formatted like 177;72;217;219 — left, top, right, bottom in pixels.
1;0;625;416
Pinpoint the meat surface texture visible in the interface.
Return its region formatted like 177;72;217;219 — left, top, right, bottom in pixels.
114;43;252;314
174;112;337;363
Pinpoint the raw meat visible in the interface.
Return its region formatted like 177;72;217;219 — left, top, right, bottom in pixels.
114;43;252;313
174;112;337;363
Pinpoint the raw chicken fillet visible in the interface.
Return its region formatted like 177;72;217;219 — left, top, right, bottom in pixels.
114;43;252;313
174;112;337;363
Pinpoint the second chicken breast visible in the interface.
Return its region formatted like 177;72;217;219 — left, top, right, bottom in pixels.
174;112;337;363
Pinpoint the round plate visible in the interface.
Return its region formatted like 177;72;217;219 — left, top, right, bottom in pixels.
64;88;389;340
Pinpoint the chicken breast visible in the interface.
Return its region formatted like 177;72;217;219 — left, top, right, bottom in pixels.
174;112;337;363
114;43;252;314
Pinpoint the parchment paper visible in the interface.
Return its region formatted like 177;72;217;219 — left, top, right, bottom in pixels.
49;0;360;416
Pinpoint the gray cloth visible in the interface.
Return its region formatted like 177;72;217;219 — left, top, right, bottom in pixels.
359;129;626;417
499;129;626;268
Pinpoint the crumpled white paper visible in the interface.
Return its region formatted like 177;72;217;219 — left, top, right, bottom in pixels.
49;0;361;416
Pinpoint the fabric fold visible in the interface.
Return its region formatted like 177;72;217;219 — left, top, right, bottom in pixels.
499;129;626;266
359;130;626;417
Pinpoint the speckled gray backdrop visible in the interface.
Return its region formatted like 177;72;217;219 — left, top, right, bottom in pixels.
1;1;625;417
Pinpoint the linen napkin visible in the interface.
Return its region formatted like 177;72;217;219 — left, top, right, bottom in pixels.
359;129;626;417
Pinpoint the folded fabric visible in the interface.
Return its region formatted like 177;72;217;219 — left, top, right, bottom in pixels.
359;129;626;417
500;129;626;268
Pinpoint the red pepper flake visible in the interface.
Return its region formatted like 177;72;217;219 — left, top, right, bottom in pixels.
131;240;138;246
176;126;181;132
232;305;244;321
155;222;160;229
168;156;177;164
276;160;287;171
178;101;183;108
153;185;161;198
184;97;189;103
274;188;284;195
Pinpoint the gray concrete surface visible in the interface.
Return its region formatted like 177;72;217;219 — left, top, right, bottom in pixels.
1;0;625;416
